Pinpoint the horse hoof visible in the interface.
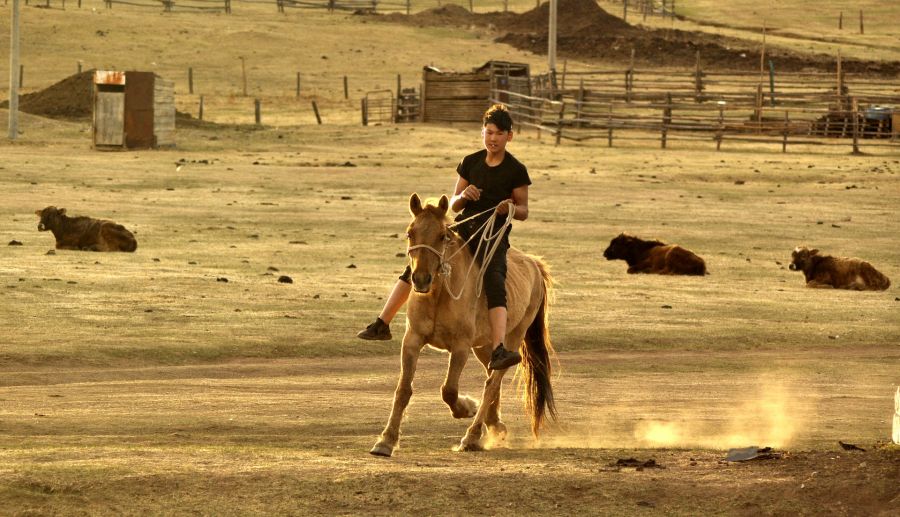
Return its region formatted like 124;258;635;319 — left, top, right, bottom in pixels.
452;396;479;419
370;443;393;457
454;440;484;452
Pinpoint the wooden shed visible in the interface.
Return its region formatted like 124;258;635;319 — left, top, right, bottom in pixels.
421;61;530;123
93;70;175;150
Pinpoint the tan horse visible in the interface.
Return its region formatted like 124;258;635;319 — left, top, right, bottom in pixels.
370;194;556;457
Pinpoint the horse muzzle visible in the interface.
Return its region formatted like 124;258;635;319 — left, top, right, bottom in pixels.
411;272;433;293
37;223;47;231
788;263;798;271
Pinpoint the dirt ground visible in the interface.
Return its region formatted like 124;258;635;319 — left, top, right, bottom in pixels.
1;1;899;514
1;114;898;514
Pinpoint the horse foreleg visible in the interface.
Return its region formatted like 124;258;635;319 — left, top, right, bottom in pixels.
371;335;423;457
442;349;478;419
456;368;506;452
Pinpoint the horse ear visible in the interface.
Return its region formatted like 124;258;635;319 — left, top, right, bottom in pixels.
409;193;423;216
438;195;449;214
58;208;67;215
809;248;819;256
35;209;42;216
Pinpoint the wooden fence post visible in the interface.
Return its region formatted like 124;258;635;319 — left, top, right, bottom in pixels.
555;101;565;146
838;11;842;30
607;104;613;147
694;50;703;102
254;98;261;125
406;0;410;15
716;102;724;151
575;79;584;128
188;67;193;95
468;0;473;13
361;98;368;126
626;48;635;103
661;92;672;148
296;72;301;97
19;64;23;89
623;0;627;23
851;97;860;154
859;10;863;35
77;61;82;74
312;101;322;124
224;0;230;14
560;59;567;91
782;110;789;153
199;95;204;121
343;76;349;100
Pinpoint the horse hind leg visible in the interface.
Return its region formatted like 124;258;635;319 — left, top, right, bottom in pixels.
442;349;478;419
474;345;507;444
456;368;506;452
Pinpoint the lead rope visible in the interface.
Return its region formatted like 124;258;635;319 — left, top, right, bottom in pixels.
441;202;515;301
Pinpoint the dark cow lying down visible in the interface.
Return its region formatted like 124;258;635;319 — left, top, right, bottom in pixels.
603;233;707;275
35;206;137;252
789;246;890;291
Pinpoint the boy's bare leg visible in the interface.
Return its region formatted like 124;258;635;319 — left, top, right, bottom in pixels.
358;280;411;341
487;306;521;370
379;280;412;324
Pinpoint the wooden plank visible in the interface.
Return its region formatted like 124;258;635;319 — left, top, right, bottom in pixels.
424;71;489;82
425;81;491;99
94;92;125;146
154;77;176;147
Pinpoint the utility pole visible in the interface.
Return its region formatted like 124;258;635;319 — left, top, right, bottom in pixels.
548;0;558;73
8;0;20;140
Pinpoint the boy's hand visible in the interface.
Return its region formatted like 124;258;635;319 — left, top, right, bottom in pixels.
462;185;481;201
495;199;514;215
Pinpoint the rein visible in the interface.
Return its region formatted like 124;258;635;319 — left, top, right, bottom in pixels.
407;203;515;301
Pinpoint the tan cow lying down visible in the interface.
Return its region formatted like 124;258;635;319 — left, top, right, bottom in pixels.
35;206;137;252
603;233;707;275
789;246;890;291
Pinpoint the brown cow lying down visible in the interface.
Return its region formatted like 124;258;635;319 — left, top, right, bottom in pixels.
603;233;707;275
35;206;137;252
789;246;890;291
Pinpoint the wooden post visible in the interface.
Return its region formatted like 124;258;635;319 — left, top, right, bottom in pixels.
468;0;472;13
693;50;702;102
555;101;565;145
77;61;82;74
607;103;613;147
716;103;724;151
199;95;204;121
755;83;763;133
623;0;627;22
626;48;635;103
782;110;789;153
296;72;301;97
838;11;842;30
18;64;23;88
661;92;672;148
312;100;322;124
503;0;508;12
240;56;247;97
8;0;20;140
406;0;409;15
361;98;368;126
575;79;584;128
768;59;776;106
560;59;567;91
343;75;348;100
254;98;261;125
859;10;863;35
851;97;860;154
188;67;193;95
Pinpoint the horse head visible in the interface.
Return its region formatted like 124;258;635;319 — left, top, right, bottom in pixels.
407;193;451;293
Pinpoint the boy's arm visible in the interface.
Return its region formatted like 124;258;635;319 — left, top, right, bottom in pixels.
497;185;529;221
450;176;480;213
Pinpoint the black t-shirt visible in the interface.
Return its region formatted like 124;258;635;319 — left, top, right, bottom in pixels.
456;149;531;220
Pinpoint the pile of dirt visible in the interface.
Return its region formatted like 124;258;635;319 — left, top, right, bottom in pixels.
372;0;900;75
0;70;96;120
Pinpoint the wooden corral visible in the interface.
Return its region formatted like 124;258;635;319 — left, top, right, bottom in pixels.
93;71;175;150
421;61;529;123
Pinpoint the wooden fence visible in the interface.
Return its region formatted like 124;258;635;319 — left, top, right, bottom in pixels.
498;66;900;152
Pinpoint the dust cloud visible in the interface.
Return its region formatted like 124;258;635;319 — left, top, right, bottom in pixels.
536;377;806;450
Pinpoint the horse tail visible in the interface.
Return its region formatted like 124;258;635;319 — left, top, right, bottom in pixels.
520;258;557;437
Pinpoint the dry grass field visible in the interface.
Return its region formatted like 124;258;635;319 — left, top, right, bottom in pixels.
2;1;899;515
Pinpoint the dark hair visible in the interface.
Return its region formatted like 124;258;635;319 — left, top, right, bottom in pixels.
483;104;513;132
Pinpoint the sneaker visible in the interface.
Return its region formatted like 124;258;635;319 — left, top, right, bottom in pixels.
488;343;521;370
357;317;392;341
